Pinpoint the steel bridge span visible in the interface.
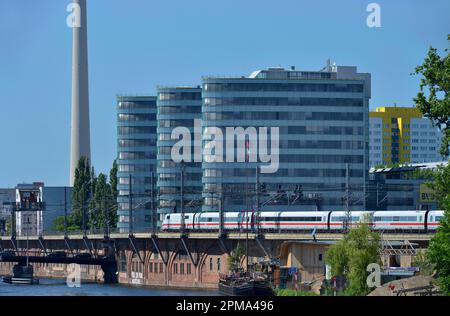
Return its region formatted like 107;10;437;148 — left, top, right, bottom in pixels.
0;232;434;288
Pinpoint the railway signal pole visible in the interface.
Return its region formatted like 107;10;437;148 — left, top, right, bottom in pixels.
218;191;224;237
343;163;351;233
103;184;109;239
180;160;186;233
82;198;87;237
151;172;156;234
255;166;260;235
128;173;133;235
64;187;68;238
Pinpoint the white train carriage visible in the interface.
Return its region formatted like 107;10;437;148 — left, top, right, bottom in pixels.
372;210;426;230
193;212;220;230
259;211;329;230
328;211;374;231
427;210;445;230
193;211;251;230
161;213;196;231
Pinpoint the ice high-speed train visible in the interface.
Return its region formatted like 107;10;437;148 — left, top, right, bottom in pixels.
161;210;444;232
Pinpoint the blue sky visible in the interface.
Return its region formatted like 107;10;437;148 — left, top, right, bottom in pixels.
0;0;449;188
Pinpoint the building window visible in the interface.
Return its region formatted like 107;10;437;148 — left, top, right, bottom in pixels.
149;262;153;273
209;258;213;271
154;262;158;273
119;252;127;272
319;254;323;261
187;263;191;274
174;263;178;274
217;258;221;271
180;263;185;275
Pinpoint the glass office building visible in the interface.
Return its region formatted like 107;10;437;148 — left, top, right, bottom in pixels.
156;87;202;224
201;64;371;212
117;96;157;232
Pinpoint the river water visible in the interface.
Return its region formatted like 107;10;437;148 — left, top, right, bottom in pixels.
0;277;219;296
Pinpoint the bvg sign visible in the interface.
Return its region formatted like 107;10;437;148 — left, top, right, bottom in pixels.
420;184;436;202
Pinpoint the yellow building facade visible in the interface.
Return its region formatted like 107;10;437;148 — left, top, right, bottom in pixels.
370;107;425;166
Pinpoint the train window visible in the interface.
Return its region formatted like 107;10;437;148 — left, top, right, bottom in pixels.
393;216;400;222
374;217;392;221
166;215;170;219
436;216;443;221
184;215;189;219
262;217;277;221
282;217;322;221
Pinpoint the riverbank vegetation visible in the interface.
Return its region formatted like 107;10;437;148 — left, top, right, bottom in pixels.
325;222;381;296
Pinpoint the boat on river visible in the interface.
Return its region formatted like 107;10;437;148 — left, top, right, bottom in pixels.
2;264;39;285
218;272;274;296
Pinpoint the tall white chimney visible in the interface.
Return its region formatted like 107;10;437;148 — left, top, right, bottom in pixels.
70;0;91;186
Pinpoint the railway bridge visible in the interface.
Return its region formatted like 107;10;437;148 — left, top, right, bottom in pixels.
0;231;434;288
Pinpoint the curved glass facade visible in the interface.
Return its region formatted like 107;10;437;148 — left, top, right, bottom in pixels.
117;96;157;232
156;87;202;222
201;67;370;212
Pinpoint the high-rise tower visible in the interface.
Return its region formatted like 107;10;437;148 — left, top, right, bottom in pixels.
70;0;91;186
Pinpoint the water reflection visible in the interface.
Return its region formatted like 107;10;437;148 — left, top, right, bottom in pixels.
0;278;219;296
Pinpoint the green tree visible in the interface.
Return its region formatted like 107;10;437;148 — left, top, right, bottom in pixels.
228;245;246;272
414;35;450;295
89;173;115;230
109;160;118;228
88;166;97;230
71;156;92;229
52;216;79;232
413;250;435;276
413;34;450;157
325;223;381;296
426;164;450;295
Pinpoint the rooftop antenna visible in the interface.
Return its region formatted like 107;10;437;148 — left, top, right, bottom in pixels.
344;163;351;233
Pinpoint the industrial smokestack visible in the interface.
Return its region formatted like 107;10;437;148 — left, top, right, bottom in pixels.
70;0;91;186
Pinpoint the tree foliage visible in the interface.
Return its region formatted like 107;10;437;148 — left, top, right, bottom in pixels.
57;157;118;233
71;156;92;229
228;245;246;272
413;34;450;157
109;160;118;227
325;223;381;296
426;164;450;295
414;36;450;295
413;249;435;276
52;216;79;232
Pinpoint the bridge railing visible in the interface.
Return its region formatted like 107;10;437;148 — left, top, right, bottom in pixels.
4;227;437;239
